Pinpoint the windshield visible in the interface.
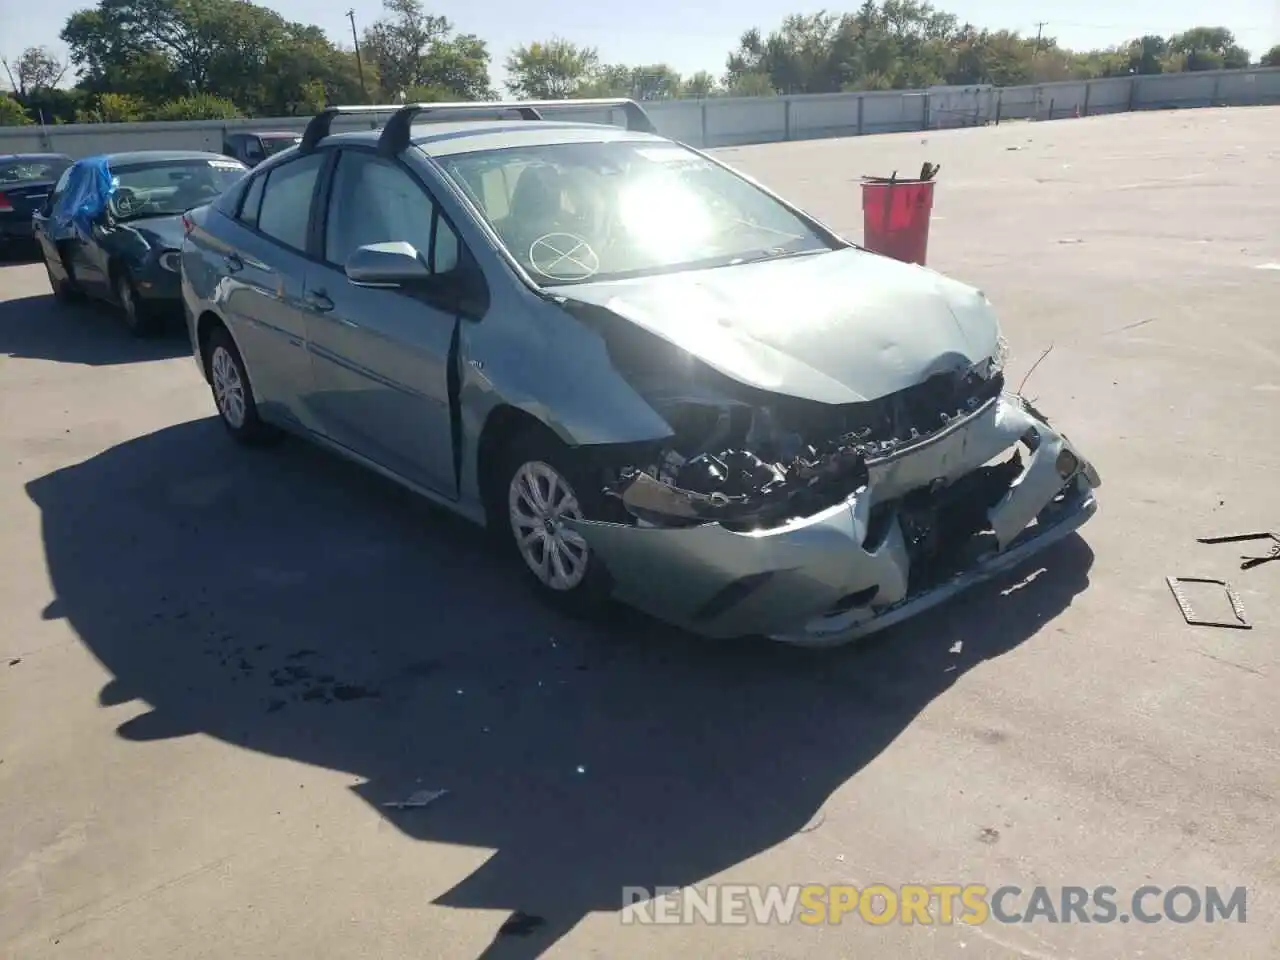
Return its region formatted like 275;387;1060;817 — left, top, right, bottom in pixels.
108;158;248;220
438;140;834;285
262;136;301;157
0;158;70;184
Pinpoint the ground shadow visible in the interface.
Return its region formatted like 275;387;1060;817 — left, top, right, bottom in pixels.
0;243;42;265
27;418;1094;957
0;292;188;365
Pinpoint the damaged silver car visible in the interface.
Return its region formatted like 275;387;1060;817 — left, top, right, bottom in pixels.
181;98;1099;646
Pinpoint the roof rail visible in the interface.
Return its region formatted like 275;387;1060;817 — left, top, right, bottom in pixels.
378;98;658;154
299;105;402;153
300;98;659;157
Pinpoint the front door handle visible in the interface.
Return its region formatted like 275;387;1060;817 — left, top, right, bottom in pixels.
224;252;243;273
305;290;335;313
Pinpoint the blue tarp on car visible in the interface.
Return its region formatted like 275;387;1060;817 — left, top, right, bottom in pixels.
48;155;116;242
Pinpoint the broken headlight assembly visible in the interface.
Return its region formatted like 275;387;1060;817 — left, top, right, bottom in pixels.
604;398;874;530
970;335;1008;382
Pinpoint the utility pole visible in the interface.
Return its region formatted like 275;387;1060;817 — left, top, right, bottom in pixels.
347;9;368;102
1032;21;1048;58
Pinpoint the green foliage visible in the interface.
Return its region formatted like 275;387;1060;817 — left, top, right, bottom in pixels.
58;0;411;117
75;91;145;121
1262;45;1280;68
147;93;243;120
505;38;599;99
361;0;493;100
722;5;1255;93
9;0;1259;128
0;94;33;125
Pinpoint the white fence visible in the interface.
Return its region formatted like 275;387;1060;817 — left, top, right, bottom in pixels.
3;66;1278;158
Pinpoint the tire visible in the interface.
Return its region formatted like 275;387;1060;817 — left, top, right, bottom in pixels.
45;254;83;303
206;325;273;445
114;269;162;337
492;429;620;614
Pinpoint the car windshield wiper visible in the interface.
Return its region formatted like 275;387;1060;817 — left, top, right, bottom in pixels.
729;245;827;267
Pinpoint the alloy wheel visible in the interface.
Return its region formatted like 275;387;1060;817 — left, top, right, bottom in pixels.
211;345;247;429
507;460;591;591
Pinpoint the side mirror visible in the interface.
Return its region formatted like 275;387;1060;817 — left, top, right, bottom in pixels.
345;241;432;288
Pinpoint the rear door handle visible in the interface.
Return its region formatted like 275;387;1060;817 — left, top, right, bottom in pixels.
224;252;243;273
305;290;335;313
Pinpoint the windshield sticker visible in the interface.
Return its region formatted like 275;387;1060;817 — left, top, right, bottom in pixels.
209;159;244;170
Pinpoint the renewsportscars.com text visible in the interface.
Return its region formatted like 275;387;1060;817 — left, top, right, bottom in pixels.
621;884;1247;926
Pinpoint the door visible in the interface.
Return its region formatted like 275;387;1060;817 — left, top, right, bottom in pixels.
34;165;73;277
218;151;328;431
303;148;462;496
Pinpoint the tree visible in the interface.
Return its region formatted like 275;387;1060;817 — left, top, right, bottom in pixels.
1164;27;1250;71
361;0;491;100
77;91;146;121
148;93;242;120
682;70;718;98
2;46;69;96
61;0;377;116
1262;45;1280;68
0;94;32;125
723;72;776;97
578;62;684;100
505;38;598;99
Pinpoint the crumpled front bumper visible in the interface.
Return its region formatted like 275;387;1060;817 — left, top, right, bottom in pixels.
566;393;1099;645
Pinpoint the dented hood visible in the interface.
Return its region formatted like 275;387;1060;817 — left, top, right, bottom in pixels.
557;247;1002;404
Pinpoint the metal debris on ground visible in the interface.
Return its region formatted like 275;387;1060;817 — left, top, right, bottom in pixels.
1196;532;1280;571
382;788;449;810
1166;577;1251;630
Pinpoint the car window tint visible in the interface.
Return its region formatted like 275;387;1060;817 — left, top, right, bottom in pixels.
256;152;324;251
324;151;435;267
432;215;459;274
238;172;266;227
51;165;74;200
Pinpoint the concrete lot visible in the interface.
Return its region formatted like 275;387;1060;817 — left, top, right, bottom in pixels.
1;107;1278;959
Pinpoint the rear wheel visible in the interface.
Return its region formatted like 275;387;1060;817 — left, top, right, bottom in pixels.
114;269;161;337
207;326;273;445
493;430;617;613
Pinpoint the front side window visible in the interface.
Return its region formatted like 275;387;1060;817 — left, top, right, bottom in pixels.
108;158;249;221
324;150;442;269
255;152;325;251
438;140;833;285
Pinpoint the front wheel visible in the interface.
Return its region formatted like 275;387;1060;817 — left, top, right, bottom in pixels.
114;270;161;337
496;432;616;613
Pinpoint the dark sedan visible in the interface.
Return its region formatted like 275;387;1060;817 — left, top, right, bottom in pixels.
0;153;73;255
33;150;248;335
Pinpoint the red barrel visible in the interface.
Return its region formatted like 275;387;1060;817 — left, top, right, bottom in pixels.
860;178;936;266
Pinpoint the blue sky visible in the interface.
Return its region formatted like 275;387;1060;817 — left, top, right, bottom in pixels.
3;0;1277;90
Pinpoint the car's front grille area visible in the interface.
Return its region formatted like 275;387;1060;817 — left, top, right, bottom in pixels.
773;368;1004;447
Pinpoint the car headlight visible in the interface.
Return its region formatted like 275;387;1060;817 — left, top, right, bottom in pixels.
158;250;182;273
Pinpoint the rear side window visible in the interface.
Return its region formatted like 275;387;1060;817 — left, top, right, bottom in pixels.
238;173;266;228
254;152;324;251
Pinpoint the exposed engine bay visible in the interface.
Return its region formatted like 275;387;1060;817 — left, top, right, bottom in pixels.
604;362;1007;533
